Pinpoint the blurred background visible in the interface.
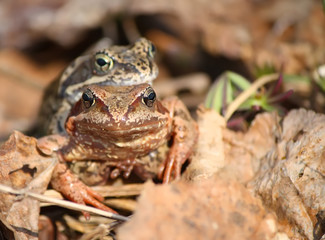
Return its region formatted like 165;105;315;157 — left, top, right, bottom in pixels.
0;0;324;139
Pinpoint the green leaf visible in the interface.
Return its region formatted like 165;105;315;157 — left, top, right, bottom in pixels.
205;71;252;113
226;71;251;90
283;74;310;83
205;75;225;112
254;63;276;78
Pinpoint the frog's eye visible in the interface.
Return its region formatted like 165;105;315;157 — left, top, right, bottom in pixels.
82;89;95;108
148;42;156;58
143;87;156;107
94;52;114;73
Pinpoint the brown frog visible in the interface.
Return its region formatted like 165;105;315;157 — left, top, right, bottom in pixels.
38;84;198;213
38;38;158;135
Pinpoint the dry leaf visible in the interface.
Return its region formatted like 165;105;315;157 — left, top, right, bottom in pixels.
1;0;323;73
250;109;325;240
0;131;57;240
183;107;226;181
0;49;65;139
187;108;278;184
117;178;285;240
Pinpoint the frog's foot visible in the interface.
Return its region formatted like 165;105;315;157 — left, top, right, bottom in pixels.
110;159;136;179
158;144;184;183
51;163;116;219
157;118;198;183
158;96;199;183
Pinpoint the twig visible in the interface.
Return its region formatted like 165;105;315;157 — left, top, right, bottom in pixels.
224;73;280;121
92;183;144;197
0;183;129;222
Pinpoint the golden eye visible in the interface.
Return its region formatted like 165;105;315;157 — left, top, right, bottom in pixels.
142;87;156;107
148;42;156;58
94;53;113;73
82;89;95;108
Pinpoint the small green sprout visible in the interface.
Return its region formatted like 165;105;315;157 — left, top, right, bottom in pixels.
205;72;293;122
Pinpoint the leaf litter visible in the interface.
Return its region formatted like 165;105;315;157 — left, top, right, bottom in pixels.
2;104;325;239
0;0;324;239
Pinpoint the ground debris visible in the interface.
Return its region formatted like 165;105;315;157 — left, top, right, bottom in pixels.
117;179;284;240
249;109;325;240
0;131;57;240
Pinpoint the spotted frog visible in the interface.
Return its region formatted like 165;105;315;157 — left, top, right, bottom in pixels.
38;84;198;213
38;38;158;135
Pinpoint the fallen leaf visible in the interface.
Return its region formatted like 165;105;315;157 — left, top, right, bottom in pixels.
185;108;278;184
250;109;325;240
0;131;57;240
0;49;65;139
183;107;226;181
117;178;285;240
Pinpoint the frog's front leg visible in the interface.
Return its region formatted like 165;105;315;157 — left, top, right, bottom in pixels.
37;136;116;217
51;159;117;217
158;96;198;183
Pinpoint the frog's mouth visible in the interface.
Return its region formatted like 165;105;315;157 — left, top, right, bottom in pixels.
85;120;170;150
73;116;169;138
102;118;168;136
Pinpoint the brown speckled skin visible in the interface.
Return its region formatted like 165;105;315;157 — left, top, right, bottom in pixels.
49;84;198;212
38;38;158;135
63;84;171;162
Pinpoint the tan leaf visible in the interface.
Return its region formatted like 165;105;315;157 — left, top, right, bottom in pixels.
250;109;325;240
117;178;284;240
0;131;57;240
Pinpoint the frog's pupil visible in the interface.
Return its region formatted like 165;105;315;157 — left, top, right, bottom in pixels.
148;91;156;101
82;91;94;108
96;58;107;67
82;92;90;102
143;90;156;107
150;44;156;54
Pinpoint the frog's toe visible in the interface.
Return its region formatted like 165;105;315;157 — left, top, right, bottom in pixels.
51;164;116;216
84;184;104;202
81;186;117;214
158;155;182;184
162;158;174;183
66;180;116;213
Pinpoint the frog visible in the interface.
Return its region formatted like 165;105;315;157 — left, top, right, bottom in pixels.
69;141;170;186
37;83;198;213
37;38;158;135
